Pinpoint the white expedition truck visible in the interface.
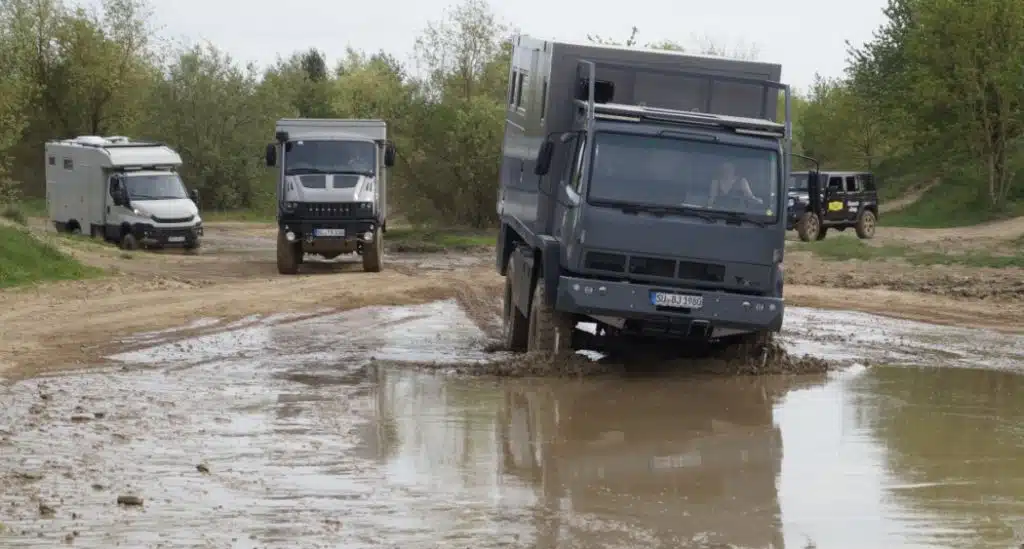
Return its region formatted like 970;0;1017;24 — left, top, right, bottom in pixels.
264;118;396;274
45;136;203;251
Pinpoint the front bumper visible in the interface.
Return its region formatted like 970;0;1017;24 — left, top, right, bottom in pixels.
131;222;203;246
278;217;379;240
556;275;784;335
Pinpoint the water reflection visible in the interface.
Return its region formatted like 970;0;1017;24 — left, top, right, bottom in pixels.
370;369;828;548
854;366;1024;549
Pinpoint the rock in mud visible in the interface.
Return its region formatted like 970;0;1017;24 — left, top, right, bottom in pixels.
196;463;210;474
116;495;143;506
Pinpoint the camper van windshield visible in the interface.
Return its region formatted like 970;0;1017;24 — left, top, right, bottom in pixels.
587;132;780;220
125;173;188;200
788;173;809;192
284;140;376;176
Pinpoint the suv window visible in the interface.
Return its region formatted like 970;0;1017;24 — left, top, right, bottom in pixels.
827;176;843;191
845;176;858;192
859;173;876;192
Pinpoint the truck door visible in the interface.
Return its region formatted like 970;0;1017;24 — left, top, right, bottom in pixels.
823;175;847;223
843;175;862;219
555;134;587;268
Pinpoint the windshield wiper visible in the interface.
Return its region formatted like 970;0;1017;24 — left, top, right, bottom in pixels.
618;204;716;223
285;168;329;175
708;210;767;227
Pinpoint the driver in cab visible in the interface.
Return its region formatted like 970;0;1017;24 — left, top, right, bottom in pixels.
708;161;762;209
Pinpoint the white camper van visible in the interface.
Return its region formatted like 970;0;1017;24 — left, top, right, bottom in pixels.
45;136;203;250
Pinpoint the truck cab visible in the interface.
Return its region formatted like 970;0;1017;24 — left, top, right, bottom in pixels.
497;36;792;354
265;119;396;274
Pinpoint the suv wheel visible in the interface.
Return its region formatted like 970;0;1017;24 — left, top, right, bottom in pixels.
796;212;822;242
855;209;877;239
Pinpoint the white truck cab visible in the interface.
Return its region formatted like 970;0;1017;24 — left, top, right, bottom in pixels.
45;136;203;250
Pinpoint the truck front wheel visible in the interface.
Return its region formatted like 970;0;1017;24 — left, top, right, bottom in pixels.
276;230;301;275
502;259;529;352
527;280;575;354
361;226;383;272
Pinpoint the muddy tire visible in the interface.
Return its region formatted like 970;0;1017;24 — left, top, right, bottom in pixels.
796;212;821;242
855;209;877;239
502;260;529;352
527;279;575;354
362;227;383;272
120;233;138;251
184;237;201;253
276;230;301;275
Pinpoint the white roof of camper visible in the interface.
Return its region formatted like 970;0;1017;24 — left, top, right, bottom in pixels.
47;136;182;168
275;118;386;141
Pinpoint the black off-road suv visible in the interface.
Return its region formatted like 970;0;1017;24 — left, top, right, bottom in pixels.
787;170;879;242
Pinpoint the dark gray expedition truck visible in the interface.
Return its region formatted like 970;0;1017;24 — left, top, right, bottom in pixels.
496;35;794;354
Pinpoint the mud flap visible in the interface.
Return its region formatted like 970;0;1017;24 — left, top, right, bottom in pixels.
509;246;533;316
537;236;562;308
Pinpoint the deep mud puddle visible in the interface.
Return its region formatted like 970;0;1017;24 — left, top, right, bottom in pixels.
0;300;1022;548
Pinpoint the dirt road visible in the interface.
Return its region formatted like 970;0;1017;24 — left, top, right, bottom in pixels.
1;219;1022;380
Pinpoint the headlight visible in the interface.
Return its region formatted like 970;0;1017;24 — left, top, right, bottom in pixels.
132;208;152;219
788;198;795;207
281;201;297;213
357;202;373;212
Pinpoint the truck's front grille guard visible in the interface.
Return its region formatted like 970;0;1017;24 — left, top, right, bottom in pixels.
581;251;765;296
295;203;362;218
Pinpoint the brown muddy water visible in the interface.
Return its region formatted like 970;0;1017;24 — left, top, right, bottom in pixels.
0;301;1022;548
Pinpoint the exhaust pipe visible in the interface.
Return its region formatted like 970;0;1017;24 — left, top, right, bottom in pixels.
688;320;711;339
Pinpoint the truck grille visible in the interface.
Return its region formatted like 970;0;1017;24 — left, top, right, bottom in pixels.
152;214;194;224
584;251;725;283
294;202;367;219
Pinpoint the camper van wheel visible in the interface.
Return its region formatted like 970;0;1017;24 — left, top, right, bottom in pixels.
527;278;575;354
361;226;383;273
120;233;138;251
184;237;201;254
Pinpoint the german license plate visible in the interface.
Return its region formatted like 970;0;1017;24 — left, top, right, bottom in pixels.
651;291;703;309
314;228;345;237
168;236;185;243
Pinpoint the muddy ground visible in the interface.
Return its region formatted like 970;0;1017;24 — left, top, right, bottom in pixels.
1;217;1023;380
1;216;1023;548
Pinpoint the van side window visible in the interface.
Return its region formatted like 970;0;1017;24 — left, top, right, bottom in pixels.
48;156;55;166
516;71;528;110
63;158;73;170
540;78;548;120
508;71;519;106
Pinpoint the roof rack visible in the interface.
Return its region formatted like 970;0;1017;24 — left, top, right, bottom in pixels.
576;100;787;137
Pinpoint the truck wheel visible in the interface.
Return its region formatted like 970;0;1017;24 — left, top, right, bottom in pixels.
184;237;201;254
796;212;820;242
855;209;877;239
502;259;529;352
362;227;383;272
527;280;575;354
276;230;300;275
120;233;138;251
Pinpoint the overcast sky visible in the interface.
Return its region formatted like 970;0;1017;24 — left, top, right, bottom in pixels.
144;0;889;93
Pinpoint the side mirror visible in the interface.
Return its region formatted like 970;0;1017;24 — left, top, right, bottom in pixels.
189;189;199;203
383;143;396;167
265;143;277;167
118;187;130;206
534;140;555;176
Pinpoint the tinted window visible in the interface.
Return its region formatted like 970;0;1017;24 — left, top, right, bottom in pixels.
587;132;780;220
284;140;376;176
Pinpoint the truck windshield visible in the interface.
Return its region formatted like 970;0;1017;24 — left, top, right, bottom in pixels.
284;140;376;176
125;173;187;200
587;132;780;220
788;173;809;192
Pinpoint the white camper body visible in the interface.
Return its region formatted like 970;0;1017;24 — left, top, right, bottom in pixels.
266;118;397;274
45;136;203;250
